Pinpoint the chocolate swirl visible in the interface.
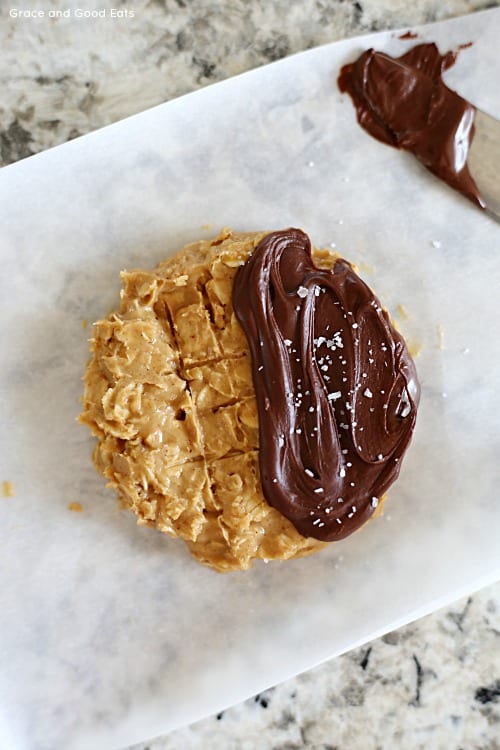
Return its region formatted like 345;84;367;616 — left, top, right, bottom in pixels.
337;43;484;208
233;229;420;541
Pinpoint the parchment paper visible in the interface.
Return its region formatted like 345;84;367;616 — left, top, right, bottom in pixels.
1;9;499;750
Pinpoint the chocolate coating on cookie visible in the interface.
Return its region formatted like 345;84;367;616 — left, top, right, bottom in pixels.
233;228;420;542
338;42;484;207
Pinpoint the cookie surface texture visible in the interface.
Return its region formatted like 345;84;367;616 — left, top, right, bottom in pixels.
81;229;328;571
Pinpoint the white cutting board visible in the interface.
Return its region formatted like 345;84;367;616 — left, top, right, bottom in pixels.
0;9;499;750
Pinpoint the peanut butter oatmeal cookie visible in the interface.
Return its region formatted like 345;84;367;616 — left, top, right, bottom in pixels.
81;228;419;572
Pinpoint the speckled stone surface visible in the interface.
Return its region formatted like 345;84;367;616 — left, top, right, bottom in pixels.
129;585;500;750
1;1;499;749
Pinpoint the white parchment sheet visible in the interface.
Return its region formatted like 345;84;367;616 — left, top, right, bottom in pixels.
1;9;499;750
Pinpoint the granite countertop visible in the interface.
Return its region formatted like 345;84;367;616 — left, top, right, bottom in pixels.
2;1;499;748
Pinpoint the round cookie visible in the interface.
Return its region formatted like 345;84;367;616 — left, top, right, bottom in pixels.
81;227;419;571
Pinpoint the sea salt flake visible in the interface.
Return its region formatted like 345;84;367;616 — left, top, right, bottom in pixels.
363;388;373;398
371;496;379;508
328;391;342;401
297;286;308;298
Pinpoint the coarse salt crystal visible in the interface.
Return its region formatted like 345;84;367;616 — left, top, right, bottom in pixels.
297;286;308;298
328;391;342;401
363;388;373;398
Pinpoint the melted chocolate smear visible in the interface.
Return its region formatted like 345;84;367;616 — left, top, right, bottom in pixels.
338;42;485;208
233;229;420;542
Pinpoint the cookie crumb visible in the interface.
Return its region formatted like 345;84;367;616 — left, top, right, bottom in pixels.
357;261;374;275
408;340;422;358
437;324;445;350
68;502;83;512
396;303;409;320
81;319;88;330
2;481;14;498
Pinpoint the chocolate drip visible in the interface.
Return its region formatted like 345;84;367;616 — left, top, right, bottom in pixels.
338;42;485;208
233;228;420;542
